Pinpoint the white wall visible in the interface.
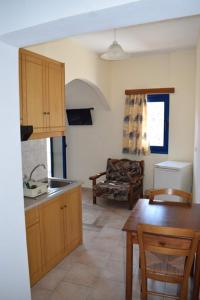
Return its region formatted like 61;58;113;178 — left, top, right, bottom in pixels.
0;41;31;300
28;41;196;190
194;36;200;203
21;139;48;180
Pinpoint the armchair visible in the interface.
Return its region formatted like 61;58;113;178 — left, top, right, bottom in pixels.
89;158;144;210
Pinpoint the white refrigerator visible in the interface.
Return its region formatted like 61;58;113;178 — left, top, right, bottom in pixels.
154;161;192;201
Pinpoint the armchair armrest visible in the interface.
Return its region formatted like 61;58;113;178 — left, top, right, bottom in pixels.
89;171;106;181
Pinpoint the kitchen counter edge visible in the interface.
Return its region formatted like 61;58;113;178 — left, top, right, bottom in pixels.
24;181;82;211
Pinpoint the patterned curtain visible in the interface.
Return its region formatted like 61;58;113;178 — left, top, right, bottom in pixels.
122;94;149;155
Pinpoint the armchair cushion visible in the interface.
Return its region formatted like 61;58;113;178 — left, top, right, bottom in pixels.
106;158;142;182
94;180;130;201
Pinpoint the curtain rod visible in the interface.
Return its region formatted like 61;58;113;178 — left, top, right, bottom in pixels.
125;87;175;95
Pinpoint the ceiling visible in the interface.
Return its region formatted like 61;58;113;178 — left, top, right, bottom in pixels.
74;15;200;55
2;0;200;47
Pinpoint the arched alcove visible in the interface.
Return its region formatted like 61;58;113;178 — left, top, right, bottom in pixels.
65;78;110;110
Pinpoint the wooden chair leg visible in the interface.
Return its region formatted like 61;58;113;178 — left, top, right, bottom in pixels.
128;202;132;210
128;195;133;210
128;189;134;210
190;259;195;277
140;188;143;198
92;180;97;204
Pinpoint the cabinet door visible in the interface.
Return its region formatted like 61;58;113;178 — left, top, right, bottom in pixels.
65;187;82;252
20;51;46;131
47;62;65;130
26;223;43;285
39;196;65;271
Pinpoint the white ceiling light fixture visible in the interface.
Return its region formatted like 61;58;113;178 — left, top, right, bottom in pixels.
100;29;130;61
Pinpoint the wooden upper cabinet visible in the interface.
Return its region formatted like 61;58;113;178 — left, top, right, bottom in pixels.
20;53;45;130
19;49;65;139
47;62;65;131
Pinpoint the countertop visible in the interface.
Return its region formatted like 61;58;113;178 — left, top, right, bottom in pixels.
24;178;81;211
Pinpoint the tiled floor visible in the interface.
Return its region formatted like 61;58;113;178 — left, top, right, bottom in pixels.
31;189;193;300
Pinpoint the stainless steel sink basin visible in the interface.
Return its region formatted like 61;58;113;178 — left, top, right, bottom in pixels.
41;178;75;189
48;180;73;188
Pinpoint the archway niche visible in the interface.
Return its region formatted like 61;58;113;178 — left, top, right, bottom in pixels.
65;78;110;110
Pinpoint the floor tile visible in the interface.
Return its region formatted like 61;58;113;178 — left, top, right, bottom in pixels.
34;268;67;291
67;248;110;268
99;259;126;283
31;287;53;300
89;237;120;253
63;262;100;287
98;227;124;241
50;281;92;300
87;278;125;300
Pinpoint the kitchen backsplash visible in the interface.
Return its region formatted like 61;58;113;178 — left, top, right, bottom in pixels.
21;139;48;181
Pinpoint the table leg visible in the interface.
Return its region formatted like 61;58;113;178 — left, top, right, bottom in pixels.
126;232;133;300
193;242;200;300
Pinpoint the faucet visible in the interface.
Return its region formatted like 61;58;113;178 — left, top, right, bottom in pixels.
29;164;46;181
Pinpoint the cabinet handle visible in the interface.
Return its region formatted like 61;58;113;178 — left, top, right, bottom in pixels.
47;112;50;115
43;112;47;115
60;206;64;210
64;205;67;208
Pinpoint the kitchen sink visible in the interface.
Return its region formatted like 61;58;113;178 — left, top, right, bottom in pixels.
41;178;75;189
49;180;74;188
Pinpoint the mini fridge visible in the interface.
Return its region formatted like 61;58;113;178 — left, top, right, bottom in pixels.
154;161;192;201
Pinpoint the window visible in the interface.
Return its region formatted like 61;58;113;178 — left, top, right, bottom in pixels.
147;94;169;154
46;138;53;177
46;137;67;178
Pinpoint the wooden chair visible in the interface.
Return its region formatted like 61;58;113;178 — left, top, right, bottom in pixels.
137;224;199;300
149;188;192;206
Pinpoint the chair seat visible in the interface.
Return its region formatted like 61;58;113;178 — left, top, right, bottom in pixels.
94;180;140;201
146;252;185;277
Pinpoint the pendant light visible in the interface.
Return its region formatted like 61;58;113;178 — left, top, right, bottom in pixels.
100;29;130;61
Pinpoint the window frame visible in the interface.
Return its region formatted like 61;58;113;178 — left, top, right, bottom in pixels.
147;94;169;154
49;136;67;178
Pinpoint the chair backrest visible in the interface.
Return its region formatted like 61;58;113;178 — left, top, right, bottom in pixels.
106;158;144;182
137;224;199;300
149;188;192;206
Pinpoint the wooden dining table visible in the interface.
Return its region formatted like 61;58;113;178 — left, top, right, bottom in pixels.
122;199;200;300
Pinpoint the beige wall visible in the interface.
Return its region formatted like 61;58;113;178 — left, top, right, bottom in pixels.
29;38;110;103
28;41;196;191
110;49;196;189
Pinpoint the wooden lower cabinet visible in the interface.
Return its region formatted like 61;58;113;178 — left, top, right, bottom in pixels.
25;186;82;286
39;195;65;272
65;188;82;251
25;207;43;285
